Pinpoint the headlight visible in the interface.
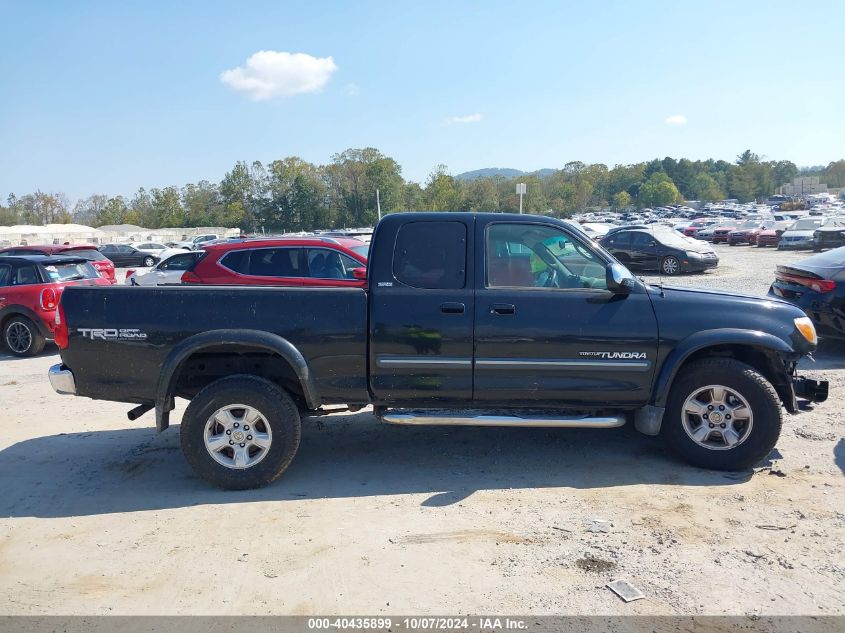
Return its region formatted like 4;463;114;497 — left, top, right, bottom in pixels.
686;251;703;258
794;316;818;346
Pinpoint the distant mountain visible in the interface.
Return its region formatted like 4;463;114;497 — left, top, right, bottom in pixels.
455;167;556;181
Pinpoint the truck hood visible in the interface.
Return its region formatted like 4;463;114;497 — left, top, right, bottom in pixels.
645;284;810;353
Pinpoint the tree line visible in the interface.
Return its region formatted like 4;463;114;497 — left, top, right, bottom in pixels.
2;149;844;232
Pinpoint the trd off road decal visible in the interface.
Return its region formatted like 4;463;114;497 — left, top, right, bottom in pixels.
77;328;148;341
579;351;647;360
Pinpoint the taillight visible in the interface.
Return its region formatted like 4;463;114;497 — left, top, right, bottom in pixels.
776;272;836;293
40;287;58;310
54;303;69;349
181;271;201;283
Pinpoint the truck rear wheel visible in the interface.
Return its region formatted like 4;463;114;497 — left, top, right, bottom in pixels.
180;375;301;489
661;358;781;471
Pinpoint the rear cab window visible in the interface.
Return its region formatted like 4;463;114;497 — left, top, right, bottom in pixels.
393;221;466;289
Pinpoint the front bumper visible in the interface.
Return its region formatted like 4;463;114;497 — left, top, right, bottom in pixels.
793;376;829;403
48;364;76;395
682;257;719;272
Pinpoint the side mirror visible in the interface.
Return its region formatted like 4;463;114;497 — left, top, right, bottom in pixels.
351;267;367;280
606;262;635;294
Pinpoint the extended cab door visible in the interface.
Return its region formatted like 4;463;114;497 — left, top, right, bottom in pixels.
473;220;659;408
368;218;474;403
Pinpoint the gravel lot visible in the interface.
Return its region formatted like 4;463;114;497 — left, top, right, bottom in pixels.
1;244;843;616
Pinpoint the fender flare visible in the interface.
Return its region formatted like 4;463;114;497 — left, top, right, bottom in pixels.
0;305;51;338
650;328;794;409
154;329;320;432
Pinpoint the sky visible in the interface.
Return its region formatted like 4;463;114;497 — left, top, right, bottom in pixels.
1;0;844;201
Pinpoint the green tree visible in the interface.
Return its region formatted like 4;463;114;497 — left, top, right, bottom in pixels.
403;182;426;211
639;173;681;206
688;173;724;202
462;178;499;211
100;196;129;225
424;165;462;211
612;191;632;209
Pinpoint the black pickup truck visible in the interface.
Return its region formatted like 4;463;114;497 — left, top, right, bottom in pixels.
48;213;828;489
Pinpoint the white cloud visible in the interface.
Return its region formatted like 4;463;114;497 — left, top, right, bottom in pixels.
665;114;688;126
344;83;360;96
444;113;483;125
220;50;338;101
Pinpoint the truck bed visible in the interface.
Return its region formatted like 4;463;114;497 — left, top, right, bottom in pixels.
59;285;368;405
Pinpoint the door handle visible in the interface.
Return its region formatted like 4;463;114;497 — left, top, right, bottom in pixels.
440;302;465;314
490;303;515;315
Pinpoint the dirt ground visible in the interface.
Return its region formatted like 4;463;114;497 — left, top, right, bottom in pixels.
0;244;843;616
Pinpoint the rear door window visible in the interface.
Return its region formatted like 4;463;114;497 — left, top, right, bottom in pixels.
12;265;41;285
221;248;305;277
629;232;654;248
305;249;361;279
0;264;10;286
393;221;467;289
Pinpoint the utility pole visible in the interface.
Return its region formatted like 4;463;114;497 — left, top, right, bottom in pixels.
376;189;382;221
516;183;526;213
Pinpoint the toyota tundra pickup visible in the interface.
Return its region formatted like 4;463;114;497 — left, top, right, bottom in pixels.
48;213;829;489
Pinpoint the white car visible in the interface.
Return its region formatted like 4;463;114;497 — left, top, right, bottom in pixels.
125;251;204;286
174;234;220;250
129;241;170;257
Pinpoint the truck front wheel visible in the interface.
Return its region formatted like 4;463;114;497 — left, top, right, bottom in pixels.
662;358;782;470
180;375;302;489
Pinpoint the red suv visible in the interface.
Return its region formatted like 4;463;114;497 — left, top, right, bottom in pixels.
0;255;112;356
182;237;370;287
0;244;117;283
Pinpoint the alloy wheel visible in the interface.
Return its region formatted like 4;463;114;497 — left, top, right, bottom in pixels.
204;404;273;469
5;321;32;354
681;384;753;450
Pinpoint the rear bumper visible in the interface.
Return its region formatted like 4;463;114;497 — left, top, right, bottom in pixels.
48;364;76;395
793;376;829;403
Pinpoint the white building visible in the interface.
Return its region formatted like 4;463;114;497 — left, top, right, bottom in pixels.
779;176;829;197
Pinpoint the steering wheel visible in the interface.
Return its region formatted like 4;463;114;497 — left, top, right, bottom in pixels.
543;268;559;288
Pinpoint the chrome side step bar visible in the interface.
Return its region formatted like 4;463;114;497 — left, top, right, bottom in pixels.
379;411;626;428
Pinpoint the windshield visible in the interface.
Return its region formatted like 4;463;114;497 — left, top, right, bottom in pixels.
791;219;823;230
655;229;701;248
350;244;370;259
42;262;99;282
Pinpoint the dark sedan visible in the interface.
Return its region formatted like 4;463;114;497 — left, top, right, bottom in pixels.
98;244;160;267
812;217;845;251
599;226;718;275
769;246;845;340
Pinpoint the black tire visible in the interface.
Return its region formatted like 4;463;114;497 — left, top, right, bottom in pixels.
661;256;680;275
661;358;782;471
143;256;156;267
180;374;302;490
3;316;46;357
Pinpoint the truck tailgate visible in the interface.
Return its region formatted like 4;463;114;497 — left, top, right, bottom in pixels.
59;285;368;405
